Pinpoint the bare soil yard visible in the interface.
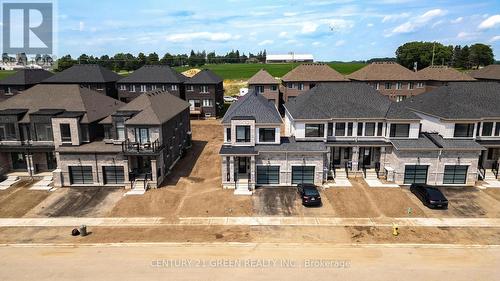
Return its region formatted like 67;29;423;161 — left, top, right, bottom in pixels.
0;180;51;218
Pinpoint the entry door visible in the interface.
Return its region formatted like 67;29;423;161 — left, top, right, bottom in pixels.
359;147;372;166
11;153;27;170
238;157;247;174
332;147;341;166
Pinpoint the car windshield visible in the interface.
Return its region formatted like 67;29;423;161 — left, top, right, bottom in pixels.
426;188;446;200
304;188;319;196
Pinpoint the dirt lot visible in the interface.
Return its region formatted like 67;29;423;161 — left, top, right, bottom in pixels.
0;180;51;218
110;120;253;218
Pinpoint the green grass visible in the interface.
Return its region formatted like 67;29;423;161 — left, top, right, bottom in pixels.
0;70;16;80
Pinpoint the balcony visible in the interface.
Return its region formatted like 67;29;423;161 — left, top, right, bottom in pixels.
121;139;164;155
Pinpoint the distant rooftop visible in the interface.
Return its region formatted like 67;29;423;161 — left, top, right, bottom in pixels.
417;65;476;81
281;63;348;82
0;69;53;85
43;64;122;84
469;64;500;81
118;65;186;84
247;69;279;85
348;61;418;81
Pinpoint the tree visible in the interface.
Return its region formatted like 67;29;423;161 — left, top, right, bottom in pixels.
78;54;90;64
137;53;147;67
459;46;470;69
451;45;462;68
146;52;159;65
55;55;76;71
469;43;494;69
396;41;453;70
160;53;174;66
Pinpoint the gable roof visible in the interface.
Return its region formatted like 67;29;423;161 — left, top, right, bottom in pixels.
284;82;419;120
469;65;500;80
0;69;53;85
43;64;122;83
185;69;223;84
117;90;190;125
417;66;476;81
118;65;186;84
281;63;348;82
401;82;500;119
247;69;279;85
347;61;418;81
0;84;124;123
222;90;282;124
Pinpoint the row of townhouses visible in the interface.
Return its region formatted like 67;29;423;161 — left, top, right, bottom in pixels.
219;81;500;194
0;84;191;193
0;65;224;118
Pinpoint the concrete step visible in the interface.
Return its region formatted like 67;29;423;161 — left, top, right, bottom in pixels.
124;188;146;196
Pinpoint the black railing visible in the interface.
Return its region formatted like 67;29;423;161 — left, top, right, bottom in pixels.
129;171;152;182
493;162;499;179
478;164;486;181
122;139;163;154
375;162;381;179
344;162;349;178
362;164;367;178
248;173;251;191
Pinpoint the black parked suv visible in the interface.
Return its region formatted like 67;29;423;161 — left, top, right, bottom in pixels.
410;183;448;209
297;184;322;207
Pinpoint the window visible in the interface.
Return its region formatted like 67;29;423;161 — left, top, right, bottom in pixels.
357;123;363;136
200;85;209;93
186;85;194;91
396;82;402;90
396;95;406;102
236;126;251;142
385;82;392;90
151;85;157;90
104;126;112;139
271;85;278;91
298;83;304;90
140;85;147;92
134;128;149;144
454;123;475;138
35;123;53;141
377;122;383;136
103;166;125;184
129;85;136;92
389;124;410;138
0;123;16;141
202;99;213;107
116;121;125;140
226;128;231;142
255;86;264;94
327;123;333;136
347;122;353;136
496;122;500;136
482;122;494;136
476;122;481;136
162;84;166;91
305;124;324;138
408;82;414;90
365;122;375;136
80;124;89;142
417;82;425;88
375;83;380;90
171;84;178;91
60;124;71;142
335;123;346;136
257;166;280;185
287;82;294;88
259;128;276;142
119;84;126;90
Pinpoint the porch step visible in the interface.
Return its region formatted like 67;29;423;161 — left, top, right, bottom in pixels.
334;169;347;178
234;188;253;195
0;176;20;190
124;189;146;196
30;176;54;191
364;169;379;180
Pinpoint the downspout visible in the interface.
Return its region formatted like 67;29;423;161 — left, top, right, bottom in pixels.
434;149;442;185
95;153;100;184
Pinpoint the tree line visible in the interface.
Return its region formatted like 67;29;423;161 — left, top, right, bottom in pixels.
55;50;267;72
396;41;495;70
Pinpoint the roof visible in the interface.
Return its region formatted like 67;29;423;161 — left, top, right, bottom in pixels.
56;141;122;153
401;82;500;119
116;90;190;125
469;65;500;80
118;65;186;84
256;137;327;152
266;54;314;61
219;146;257;155
284;82;419;120
0;69;53;85
281;63;348;82
42;64;122;83
347;61;418;81
185;69;223;84
222;90;282;124
417;66;476;81
391;133;484;151
247;69;279;85
0;84;124;123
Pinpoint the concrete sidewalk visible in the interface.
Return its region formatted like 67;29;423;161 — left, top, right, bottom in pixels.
1;216;500;228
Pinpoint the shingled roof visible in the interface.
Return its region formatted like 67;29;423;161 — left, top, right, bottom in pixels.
0;84;123;123
0;69;53;85
417;66;476;81
118;65;186;84
43;64;122;83
281;63;348;82
469;65;500;81
222;90;282;124
401;82;500;119
116;90;190;125
348;61;418;81
185;69;223;84
284;82;419;120
247;69;279;85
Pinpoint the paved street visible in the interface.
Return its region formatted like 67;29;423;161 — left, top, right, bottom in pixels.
0;243;498;281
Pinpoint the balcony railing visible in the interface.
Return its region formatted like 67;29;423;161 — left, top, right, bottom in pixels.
122;139;163;154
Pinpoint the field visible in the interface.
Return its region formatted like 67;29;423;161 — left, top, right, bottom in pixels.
0;70;16;80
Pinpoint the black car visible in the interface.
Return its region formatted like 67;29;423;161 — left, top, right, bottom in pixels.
410;183;448;209
297;184;322;207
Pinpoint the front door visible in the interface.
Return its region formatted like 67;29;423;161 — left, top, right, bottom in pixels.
238;157;247;174
11;152;27;170
359;147;372;167
332;147;341;166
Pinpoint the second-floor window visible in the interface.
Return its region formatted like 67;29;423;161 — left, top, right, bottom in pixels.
186;85;194;91
151;85;157;90
203;99;213;107
408;82;414;90
259;128;275;142
454;123;474;138
0;123;16;141
417;82;425;88
171;84;178;91
496;122;500;136
135;128;150;144
305;124;324;138
365;122;376;136
396;95;406;102
396;82;402;90
335;123;346;136
226;128;231;142
482;122;494;136
377;122;383;136
200;85;209;93
255;86;264;94
385;82;392;90
140;85;147;92
236;126;251;142
116;121;125;140
119;84;126;91
271;85;278;91
389;124;410;138
298;83;304;90
35;123;53;141
129;85;136;92
60;124;71;142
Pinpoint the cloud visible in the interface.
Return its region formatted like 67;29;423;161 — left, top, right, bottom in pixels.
489;35;500;42
278;31;289;38
325;19;354;32
432;20;444;28
283;12;298;17
301;22;319;33
456;31;477;41
387;9;446;36
258;39;274;46
78;21;85;31
165;32;240;43
479;15;500;29
312;41;322;46
367;23;374;27
335;40;346;47
382;13;410;23
451;17;463;24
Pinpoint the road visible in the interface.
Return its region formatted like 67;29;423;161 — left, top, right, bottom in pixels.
0;243;499;281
